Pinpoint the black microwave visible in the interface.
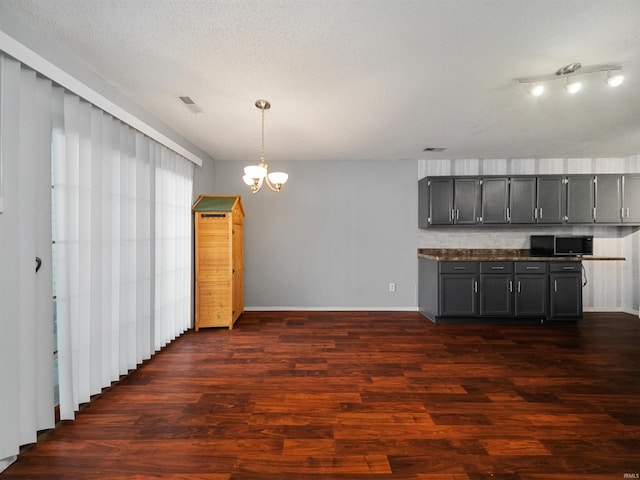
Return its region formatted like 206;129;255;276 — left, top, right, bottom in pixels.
530;235;593;256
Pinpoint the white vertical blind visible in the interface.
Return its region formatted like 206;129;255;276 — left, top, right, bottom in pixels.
1;53;194;472
0;55;55;472
54;91;193;420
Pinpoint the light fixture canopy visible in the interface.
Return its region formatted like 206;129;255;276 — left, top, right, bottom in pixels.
517;63;623;95
242;99;289;193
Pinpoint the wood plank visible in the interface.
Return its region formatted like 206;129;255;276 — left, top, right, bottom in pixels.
4;311;639;479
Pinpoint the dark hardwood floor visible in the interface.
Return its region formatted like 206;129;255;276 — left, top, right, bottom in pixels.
3;311;640;479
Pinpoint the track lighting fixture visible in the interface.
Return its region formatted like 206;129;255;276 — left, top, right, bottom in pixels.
517;63;624;96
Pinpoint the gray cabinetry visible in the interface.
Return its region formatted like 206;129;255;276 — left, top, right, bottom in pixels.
479;262;513;316
509;177;537;224
622;175;640;223
418;257;582;323
549;263;583;319
536;177;566;224
514;262;548;318
595;175;621;223
419;177;480;226
566;176;594;223
481;178;509;224
426;177;454;225
439;262;479;316
454;179;482;225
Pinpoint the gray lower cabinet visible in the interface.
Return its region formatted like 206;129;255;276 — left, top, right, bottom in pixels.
479;262;513;316
419;257;582;323
549;263;583;319
438;261;479;316
514;262;548;318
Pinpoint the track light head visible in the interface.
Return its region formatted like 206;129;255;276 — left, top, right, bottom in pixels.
605;72;624;87
565;78;582;94
528;83;544;96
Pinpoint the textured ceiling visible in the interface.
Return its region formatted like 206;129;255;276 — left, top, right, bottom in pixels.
3;0;640;162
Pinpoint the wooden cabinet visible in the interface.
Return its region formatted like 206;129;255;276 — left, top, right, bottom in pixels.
193;195;244;330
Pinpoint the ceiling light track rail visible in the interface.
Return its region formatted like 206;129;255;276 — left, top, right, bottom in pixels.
517;63;624;96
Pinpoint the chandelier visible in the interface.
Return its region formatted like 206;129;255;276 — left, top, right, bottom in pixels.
242;99;289;193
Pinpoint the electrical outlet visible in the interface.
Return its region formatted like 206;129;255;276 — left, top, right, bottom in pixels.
389;282;396;292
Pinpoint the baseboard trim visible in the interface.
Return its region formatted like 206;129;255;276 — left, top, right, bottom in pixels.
583;306;639;317
244;306;420;312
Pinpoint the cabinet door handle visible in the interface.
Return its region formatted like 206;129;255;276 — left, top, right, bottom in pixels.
456;209;460;220
627;207;630;218
525;266;539;270
491;266;504;270
562;266;576;270
509;280;513;293
539;207;542;219
453;266;467;270
554;280;558;292
474;281;478;293
517;281;521;293
534;208;538;219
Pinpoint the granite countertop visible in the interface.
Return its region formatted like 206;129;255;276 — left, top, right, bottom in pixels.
417;248;625;262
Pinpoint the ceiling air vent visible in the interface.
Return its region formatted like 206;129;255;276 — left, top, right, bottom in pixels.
422;147;446;152
178;95;204;114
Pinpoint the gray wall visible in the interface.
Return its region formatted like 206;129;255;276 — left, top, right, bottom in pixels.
199;159;419;310
198;156;639;314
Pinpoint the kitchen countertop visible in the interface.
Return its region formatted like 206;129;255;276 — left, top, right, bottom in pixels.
417;248;625;262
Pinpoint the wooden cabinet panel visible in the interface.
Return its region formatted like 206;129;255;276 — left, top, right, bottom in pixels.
193;195;244;330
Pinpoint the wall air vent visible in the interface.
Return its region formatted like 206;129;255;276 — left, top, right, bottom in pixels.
422;147;446;152
178;95;204;114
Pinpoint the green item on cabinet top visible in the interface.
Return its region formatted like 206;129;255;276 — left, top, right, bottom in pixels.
192;195;241;212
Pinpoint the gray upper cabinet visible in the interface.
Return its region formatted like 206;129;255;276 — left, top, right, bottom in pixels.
420;177;480;226
595;175;621;223
622;175;640;223
418;173;639;228
536;177;566;224
481;178;509;224
454;178;481;224
509;177;537;224
566;176;595;224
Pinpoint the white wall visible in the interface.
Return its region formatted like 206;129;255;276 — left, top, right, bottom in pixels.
418;156;640;314
206;159;419;310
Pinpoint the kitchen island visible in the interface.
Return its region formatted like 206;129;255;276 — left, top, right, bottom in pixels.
418;249;625;324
